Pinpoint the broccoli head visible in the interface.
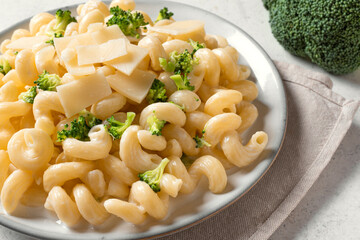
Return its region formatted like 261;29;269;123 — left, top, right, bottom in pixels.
138;158;170;192
189;39;205;56
159;49;199;91
57;111;102;142
147;112;166;136
106;6;148;38
47;9;76;44
34;70;61;91
155;7;174;23
105;112;136;139
193;135;211;148
264;0;360;75
146;79;168;104
18;86;37;104
0;57;11;76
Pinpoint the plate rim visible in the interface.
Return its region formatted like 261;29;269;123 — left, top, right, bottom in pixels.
0;1;287;239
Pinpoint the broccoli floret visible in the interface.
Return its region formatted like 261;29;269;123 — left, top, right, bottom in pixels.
159;49;198;91
189;39;205;56
18;86;37;104
146;79;168;104
57;111;101;142
170;74;195;91
264;0;360;75
138;158;170;192
105;112;136;139
106;6;148;38
155;7;174;23
47;9;76;44
147;112;166;136
193;129;211;148
34;70;61;91
0;57;11;76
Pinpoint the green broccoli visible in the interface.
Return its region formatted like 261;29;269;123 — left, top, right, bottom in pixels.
18;86;37;104
263;0;360;75
138;158;170;192
159;49;199;91
34;70;61;91
106;6;148;38
57;111;102;142
155;7;174;23
193;129;211;148
189;39;205;56
46;9;76;44
105;112;136;139
146;79;168;104
147;112;166;136
0;57;11;76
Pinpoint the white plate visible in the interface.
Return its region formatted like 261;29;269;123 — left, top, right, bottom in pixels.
0;1;287;239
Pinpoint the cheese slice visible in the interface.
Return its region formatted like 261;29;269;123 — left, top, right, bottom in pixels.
148;20;205;42
76;38;127;65
61;48;95;76
7;36;49;50
91;25;127;44
53;32;96;58
105;44;149;76
106;69;156;103
57;71;112;118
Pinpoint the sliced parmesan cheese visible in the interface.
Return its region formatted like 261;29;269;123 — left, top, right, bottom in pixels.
91;25;127;44
106;69;156;103
53;32;96;58
76;38;127;65
148;20;205;42
57;71;112;118
61;48;95;76
105;44;149;76
7;36;49;50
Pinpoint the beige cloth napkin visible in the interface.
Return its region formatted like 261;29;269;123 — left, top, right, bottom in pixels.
161;62;360;240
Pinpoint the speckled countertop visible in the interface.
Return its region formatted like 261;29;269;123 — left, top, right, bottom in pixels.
0;0;359;239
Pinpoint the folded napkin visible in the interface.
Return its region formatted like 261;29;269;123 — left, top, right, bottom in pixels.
1;62;358;240
160;62;359;240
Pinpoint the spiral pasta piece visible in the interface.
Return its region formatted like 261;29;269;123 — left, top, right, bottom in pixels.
137;130;167;151
0;81;20;102
162;39;193;56
7;128;54;171
166;155;227;194
120;125;161;172
226;80;258;102
158;139;182;158
221;131;268;168
73;184;109;225
90;92;126;120
98;154;138;186
1;169;33;214
44;186;81;227
29;13;54;35
236;101;258;133
203;113;242;146
80;169;106;198
104;181;169;224
162;124;200;156
62;125;112;160
183;111;211;136
194;48;220;87
35;45;59;75
213;48;239;82
204;89;242;116
110;0;136;10
168;90;201;113
139;102;186;129
15;49;38;86
33;91;65;135
138;35;167;71
0;101;31;149
78;10;105;34
78;0;110;18
43;161;96;192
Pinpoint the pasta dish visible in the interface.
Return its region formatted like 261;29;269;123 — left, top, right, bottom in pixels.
0;0;268;228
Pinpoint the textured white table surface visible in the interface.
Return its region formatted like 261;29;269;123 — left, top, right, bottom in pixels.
0;0;359;239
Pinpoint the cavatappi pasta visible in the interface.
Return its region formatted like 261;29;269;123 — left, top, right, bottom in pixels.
0;0;268;227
